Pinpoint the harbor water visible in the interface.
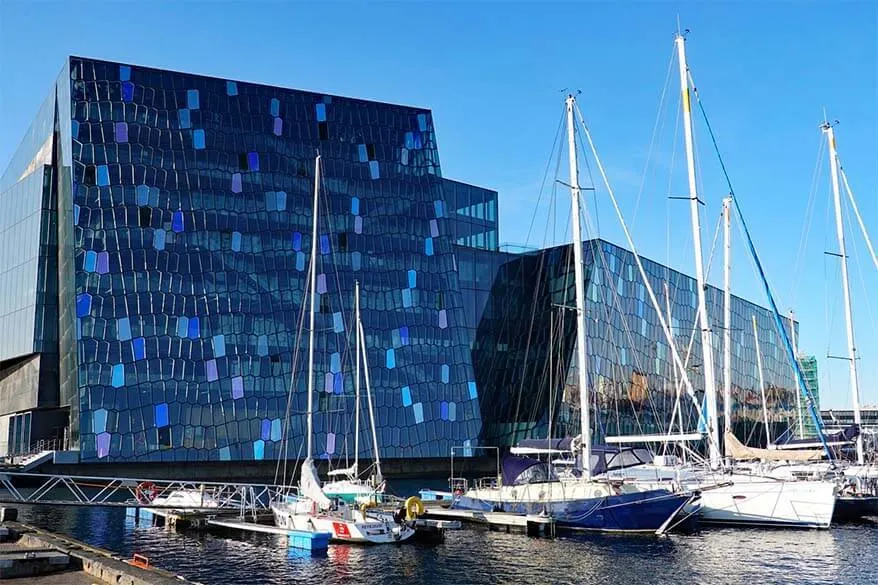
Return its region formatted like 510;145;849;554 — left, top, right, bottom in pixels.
17;499;877;585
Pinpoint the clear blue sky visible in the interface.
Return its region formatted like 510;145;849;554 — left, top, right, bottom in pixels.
1;1;876;409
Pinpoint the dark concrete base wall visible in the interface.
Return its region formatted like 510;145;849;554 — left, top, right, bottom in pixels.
40;455;498;483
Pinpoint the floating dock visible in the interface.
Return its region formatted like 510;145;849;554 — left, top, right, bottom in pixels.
423;507;556;537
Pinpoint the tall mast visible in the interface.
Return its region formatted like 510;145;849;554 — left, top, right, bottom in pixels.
358;306;383;483
790;310;805;437
722;196;732;443
565;94;591;479
752;315;772;445
823;121;864;464
306;155;321;460
353;281;361;475
675;33;721;469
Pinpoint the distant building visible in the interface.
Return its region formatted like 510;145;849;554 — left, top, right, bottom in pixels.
822;407;878;432
797;355;820;435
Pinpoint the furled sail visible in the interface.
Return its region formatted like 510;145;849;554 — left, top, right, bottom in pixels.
725;431;822;462
300;457;333;510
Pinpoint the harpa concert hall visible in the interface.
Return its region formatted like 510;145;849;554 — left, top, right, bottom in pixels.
0;57;813;470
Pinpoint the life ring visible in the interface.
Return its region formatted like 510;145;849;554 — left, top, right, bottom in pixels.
135;481;158;504
404;496;425;520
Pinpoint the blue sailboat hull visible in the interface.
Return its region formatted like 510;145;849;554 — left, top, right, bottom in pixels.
452;488;695;533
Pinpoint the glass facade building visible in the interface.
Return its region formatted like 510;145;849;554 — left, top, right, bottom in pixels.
0;57;802;464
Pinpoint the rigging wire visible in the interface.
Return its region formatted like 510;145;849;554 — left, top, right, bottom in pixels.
789;137;826;307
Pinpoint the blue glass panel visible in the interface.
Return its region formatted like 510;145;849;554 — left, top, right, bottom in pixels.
247;152;260;171
187;89;200;109
324;372;334;393
172;210;184;233
188;316;200;339
136;185;149;206
357;144;368;163
231;173;242;193
292;231;302;251
94;409;108;434
178;108;191;129
132;337;146;360
425;238;434;256
213;334;226;358
193;129;205;149
261;419;271;441
315;103;326;122
413;402;424;424
226;81;238;96
468;381;478;399
253;440;265;460
448;402;457;421
330;352;341;374
430;219;439;238
354;216;363;234
153;228;166;251
332;312;344;333
72;119;80;139
155;403;169;427
317;273;327;294
386;348;396;369
438;309;447;329
232;376;244;399
402;288;412;308
351;252;361;271
319;235;330;255
276;191;287;211
417;113;427;131
270;419;281;442
440;401;449;421
117;317;132;341
270;98;280;117
404;132;413;149
401;386;412;407
97;165;110;186
326;432;336;455
400;326;409;345
121;81;134;102
74;203;80;225
111;364;125;388
119;65;131;81
257;334;268;356
295;252;305;271
84;250;97;272
176;316;188;337
206;359;218;381
75;293;91;318
115;122;128;143
407;269;417;288
265;191;276;212
333;373;343;395
369;160;380;179
273;117;283;136
219;447;230;461
441;364;450;384
351;197;359;215
231;231;242;252
433;200;444;218
413;132;423;149
97;433;111;458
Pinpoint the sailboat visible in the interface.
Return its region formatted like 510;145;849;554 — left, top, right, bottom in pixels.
593;31;837;528
450;94;698;534
323;282;387;504
270;155;415;544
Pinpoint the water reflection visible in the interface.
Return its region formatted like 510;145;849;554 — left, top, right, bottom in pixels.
17;505;875;585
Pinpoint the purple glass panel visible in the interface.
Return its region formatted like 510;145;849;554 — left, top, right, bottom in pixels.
430;219;439;237
326;432;336;455
324;372;333;393
121;81;134;102
400;326;409;345
438;309;448;329
317;273;327;294
115;122;128;143
261;419;271;441
172;210;184;233
232;376;244;399
273;117;283;136
206;359;218;382
96;251;109;274
96;432;111;458
247;152;259;171
354;215;363;234
231;173;242;193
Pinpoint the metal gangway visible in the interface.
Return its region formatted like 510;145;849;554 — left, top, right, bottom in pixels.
0;471;294;518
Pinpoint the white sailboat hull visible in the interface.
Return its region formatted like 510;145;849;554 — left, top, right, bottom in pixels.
272;500;414;544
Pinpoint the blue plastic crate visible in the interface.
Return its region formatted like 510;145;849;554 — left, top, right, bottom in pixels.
288;530;331;551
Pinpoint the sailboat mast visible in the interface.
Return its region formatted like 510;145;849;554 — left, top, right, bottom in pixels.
358;310;383;482
676;33;721;469
823;121;864;464
722;196;732;442
354;281;361;474
752;315;772;445
565;94;592;479
790;310;805;437
306;155;321;460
